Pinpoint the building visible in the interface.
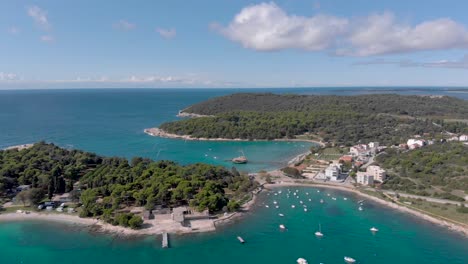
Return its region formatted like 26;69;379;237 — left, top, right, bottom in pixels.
325;164;341;181
407;139;426;149
350;144;369;157
366;165;387;182
459;135;468;142
339;155;353;163
368;142;379;149
356;172;374;185
172;206;188;225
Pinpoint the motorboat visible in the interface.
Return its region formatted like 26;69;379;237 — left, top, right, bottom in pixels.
344;256;356;263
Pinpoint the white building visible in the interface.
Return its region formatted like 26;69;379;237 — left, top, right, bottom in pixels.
407;139;425;149
366;165;387;182
350;144;369;157
356;172;374;185
459;135;468;142
368;142;379;149
325;164;341;181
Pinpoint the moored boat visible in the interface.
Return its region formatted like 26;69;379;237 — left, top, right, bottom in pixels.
232;150;248;164
344;256;356;263
297;258;308;264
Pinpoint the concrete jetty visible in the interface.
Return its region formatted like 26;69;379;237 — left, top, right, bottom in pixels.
162;232;169;248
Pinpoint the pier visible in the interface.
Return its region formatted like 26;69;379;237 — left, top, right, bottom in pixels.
162;233;169;248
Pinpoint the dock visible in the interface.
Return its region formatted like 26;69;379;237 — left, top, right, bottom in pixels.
162;232;169;248
237;236;245;244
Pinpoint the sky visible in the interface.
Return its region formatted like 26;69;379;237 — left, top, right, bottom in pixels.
1;0;468;89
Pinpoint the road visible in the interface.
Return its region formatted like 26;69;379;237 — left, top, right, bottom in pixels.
382;190;467;206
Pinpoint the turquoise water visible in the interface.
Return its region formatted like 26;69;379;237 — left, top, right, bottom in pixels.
1;88;468;263
1;187;467;264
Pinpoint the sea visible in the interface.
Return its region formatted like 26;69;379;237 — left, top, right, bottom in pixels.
0;87;467;263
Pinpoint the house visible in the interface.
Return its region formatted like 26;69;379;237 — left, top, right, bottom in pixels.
459;135;468;142
366;165;387;182
325;164;341;181
407;139;426;149
339;155;353;163
172;206;189;225
350;144;369;157
356;172;374;185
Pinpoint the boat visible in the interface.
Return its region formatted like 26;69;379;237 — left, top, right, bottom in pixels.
320;199;324;203
265;205;269;208
232;150;248;164
357;200;365;204
358;206;363;211
370;227;379;232
344;256;356;263
291;205;296;208
315;223;324;237
304;208;308;212
297;258;308;264
343;197;348;200
275;205;279;209
278;213;284;217
279;224;286;229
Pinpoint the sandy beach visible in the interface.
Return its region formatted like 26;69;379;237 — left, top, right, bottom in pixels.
144;127;325;146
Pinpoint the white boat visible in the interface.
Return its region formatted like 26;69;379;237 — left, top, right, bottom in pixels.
320;199;324;203
344;256;356;263
297;258;308;264
327;193;330;196
370;227;379;232
308;198;312;202
291;205;296;208
299;201;303;204
306;192;309;195
265;205;269;208
343;197;348;200
275;205;279;209
273;201;278;204
332;197;337;200
278;213;284;217
317;190;320;193
304;208;308;212
315;223;324;237
279;224;286;229
358;206;363;211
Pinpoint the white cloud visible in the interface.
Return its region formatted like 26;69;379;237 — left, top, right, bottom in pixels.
212;2;348;51
27;6;50;30
0;72;19;81
342;12;468;56
354;54;468;69
7;26;20;35
156;28;176;39
215;3;468;56
113;20;136;31
40;35;54;42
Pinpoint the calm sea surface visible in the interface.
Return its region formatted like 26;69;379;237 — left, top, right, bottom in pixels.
0;87;467;263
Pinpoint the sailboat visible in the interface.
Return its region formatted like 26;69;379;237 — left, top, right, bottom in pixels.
232;150;248;164
315;223;324;237
370;227;379;232
344;256;356;263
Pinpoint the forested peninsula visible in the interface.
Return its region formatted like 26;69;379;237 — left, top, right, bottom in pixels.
0;142;256;229
158;93;468;145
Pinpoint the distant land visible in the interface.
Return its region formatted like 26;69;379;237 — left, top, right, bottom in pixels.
157;93;468;145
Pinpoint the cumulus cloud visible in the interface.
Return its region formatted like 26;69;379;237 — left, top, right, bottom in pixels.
215;2;468;56
27;6;50;30
341;12;468;56
113;20;136;31
156;28;176;39
0;72;19;81
354;54;468;69
212;2;348;51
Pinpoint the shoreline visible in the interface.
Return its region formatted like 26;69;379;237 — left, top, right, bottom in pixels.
1;181;467;238
263;180;468;237
144;127;325;146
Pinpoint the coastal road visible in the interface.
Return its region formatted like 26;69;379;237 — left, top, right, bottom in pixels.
382;190;467;206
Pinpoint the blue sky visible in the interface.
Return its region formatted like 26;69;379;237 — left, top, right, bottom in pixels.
1;0;468;88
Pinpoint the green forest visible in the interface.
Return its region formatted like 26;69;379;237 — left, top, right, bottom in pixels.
160;93;468;145
376;142;468;201
0;142;256;228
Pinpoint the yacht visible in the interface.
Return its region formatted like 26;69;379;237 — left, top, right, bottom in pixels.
315;223;324;237
344;256;356;263
297;258;308;264
358;206;363;211
278;213;284;217
279;224;286;230
232;150;248;164
370;227;379;232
